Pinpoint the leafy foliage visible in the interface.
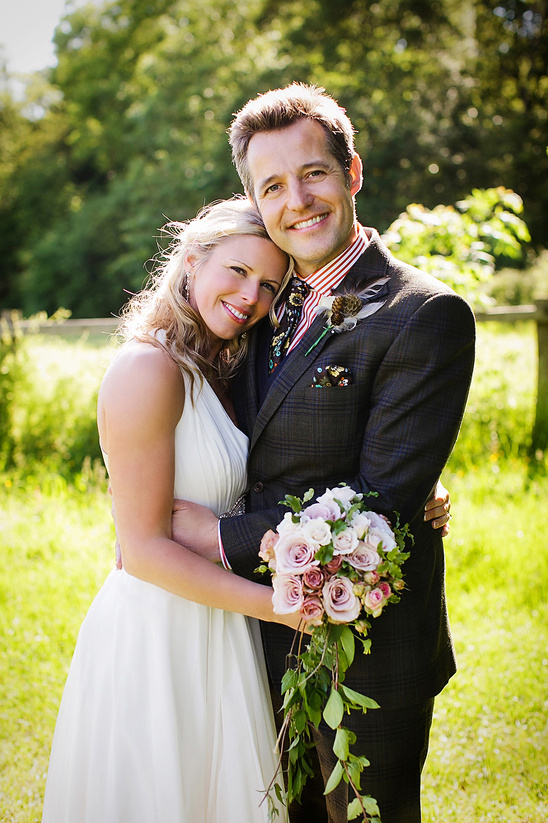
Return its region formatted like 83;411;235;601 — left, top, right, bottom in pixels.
383;187;531;304
0;0;546;317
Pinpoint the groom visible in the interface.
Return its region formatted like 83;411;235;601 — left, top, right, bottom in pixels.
173;84;475;822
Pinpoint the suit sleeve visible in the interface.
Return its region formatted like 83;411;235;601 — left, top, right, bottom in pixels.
352;290;475;523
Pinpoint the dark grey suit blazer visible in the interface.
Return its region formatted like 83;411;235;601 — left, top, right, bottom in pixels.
221;228;476;709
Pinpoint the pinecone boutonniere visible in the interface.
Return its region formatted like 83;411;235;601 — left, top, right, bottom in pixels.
305;278;389;356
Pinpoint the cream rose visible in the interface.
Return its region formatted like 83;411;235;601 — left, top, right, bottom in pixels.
301;517;332;546
363;526;397;553
318;486;361;509
349;512;372;539
332;527;359;556
276;511;301;536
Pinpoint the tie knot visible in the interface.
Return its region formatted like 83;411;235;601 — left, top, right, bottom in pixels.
287;277;311;308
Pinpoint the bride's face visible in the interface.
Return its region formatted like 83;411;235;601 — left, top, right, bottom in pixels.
188;234;287;356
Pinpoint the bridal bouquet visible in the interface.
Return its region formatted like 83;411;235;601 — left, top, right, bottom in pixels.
257;485;411;822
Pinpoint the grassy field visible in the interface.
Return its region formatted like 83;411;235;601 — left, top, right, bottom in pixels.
1;322;547;821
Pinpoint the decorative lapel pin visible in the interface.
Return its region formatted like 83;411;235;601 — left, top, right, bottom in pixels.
304;278;389;356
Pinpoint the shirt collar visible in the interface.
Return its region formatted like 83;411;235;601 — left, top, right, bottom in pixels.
299;224;369;294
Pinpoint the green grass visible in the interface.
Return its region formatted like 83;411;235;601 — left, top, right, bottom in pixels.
0;474;114;822
1;323;547;821
422;467;548;822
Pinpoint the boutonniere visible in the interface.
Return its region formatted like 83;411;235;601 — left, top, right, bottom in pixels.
305;278;389;356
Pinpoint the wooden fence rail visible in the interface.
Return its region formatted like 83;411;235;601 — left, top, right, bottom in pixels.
475;301;548;452
4;300;548;452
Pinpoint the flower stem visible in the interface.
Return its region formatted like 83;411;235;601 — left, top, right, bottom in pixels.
304;326;332;356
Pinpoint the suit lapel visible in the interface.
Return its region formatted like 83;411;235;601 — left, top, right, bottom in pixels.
248;229;392;451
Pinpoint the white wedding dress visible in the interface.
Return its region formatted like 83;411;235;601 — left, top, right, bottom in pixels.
42;372;285;823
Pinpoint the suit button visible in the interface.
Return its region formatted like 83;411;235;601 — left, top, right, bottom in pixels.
253;481;264;493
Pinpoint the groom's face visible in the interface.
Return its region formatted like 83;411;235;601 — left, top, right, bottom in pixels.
246;118;363;276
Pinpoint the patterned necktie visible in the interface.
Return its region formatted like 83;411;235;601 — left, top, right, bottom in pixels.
269;276;311;373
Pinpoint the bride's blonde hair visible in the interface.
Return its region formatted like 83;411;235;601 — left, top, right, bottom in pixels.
119;196;293;392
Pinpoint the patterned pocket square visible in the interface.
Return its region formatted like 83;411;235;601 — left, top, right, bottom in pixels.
311;365;353;388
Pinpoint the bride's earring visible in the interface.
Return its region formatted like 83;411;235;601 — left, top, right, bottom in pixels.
183;272;191;302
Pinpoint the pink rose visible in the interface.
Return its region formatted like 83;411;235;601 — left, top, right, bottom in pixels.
367;511;395;535
332;527;359;555
274;530;319;575
272;574;304;614
302;501;340;522
346;543;381;571
378;582;391;598
363;587;387;617
302;567;324;592
300;595;325;626
322;576;361;624
259;529;279;564
363;570;380;586
324;555;343;574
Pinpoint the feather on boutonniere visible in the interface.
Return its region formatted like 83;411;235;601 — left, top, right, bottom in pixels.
305;277;390;356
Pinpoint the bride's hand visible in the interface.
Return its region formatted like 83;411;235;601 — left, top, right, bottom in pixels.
424;479;451;536
276;612;313;635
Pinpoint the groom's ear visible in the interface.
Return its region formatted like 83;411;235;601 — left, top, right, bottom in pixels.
349;153;363;197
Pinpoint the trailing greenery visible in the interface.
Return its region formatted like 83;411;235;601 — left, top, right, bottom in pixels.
1;0;546;317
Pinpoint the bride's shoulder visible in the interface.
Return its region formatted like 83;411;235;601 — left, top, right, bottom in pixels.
99;338;184;425
105;338;180;384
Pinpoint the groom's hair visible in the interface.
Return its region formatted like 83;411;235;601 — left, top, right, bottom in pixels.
229;83;356;197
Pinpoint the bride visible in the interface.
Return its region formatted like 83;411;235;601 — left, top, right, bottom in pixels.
41;197;296;823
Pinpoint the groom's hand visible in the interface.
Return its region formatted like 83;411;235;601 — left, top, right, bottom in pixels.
171;499;220;562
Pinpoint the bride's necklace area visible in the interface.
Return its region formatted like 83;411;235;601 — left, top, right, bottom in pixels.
207;374;238;426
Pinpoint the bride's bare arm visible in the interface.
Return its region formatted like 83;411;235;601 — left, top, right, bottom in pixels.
98;342;300;629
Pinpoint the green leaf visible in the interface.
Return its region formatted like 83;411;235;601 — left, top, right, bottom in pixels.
323;687;345;729
302;488;315;504
339;684;380;711
293;709;307;734
282;494;302;513
324;760;344;795
333;726;353;760
347;798;363;820
362;795;381;816
281;668;299;693
339;626;355;668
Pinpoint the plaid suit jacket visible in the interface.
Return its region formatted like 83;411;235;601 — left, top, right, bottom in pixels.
221;228;476;709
